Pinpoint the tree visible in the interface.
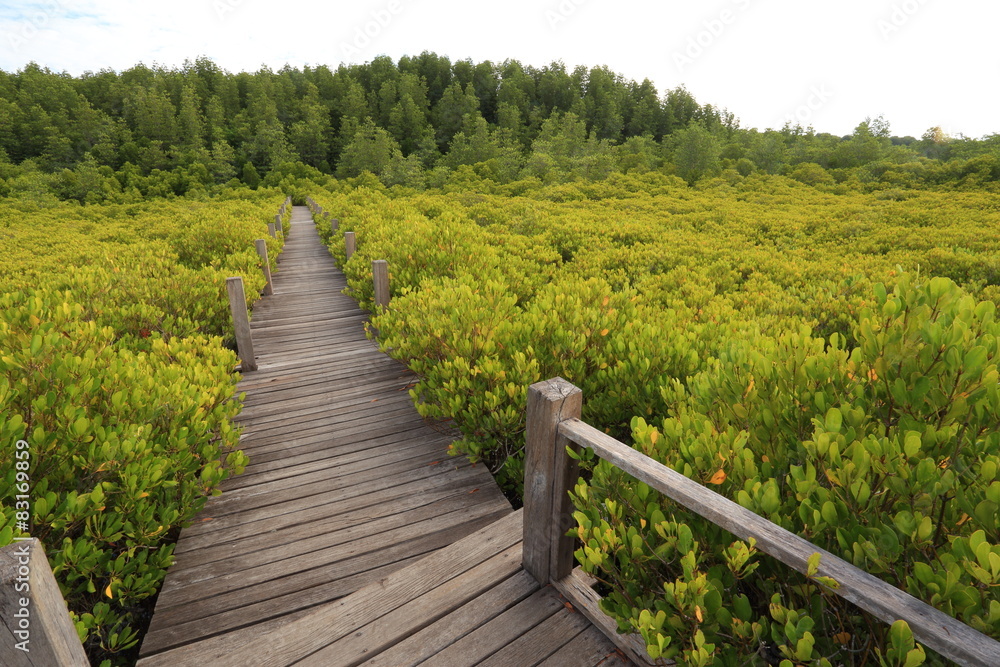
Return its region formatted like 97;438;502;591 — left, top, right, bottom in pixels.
176;83;204;152
662;86;700;135
749;130;788;174
673;124;721;184
525;112;614;182
441;115;523;182
625;79;662;139
388;94;434;156
431;82;480;149
242;161;261;188
289;83;331;168
336;118;400;178
582;66;624;142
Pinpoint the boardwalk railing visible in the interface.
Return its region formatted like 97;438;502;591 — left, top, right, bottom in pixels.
225;199;291;373
524;377;1000;667
0;540;88;666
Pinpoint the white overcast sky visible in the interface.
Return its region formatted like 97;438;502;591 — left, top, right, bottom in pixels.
0;0;996;139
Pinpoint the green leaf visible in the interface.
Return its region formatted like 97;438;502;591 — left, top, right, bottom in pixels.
824;408;842;433
806;552;822;577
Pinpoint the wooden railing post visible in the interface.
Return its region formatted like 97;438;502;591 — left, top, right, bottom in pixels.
267;222;277;239
0;539;89;666
344;232;356;261
255;239;273;296
226;277;257;372
372;260;389;310
331;218;339;233
273;214;283;238
523;377;583;584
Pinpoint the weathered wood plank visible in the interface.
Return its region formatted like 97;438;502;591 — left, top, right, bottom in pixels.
174;462;489;555
296;547;527;666
553;569;659;667
153;498;510;615
357;570;540;667
146;509;513;650
558;416;1000;667
0;539;88;667
169;478;494;573
176;457;484;545
138;511;523;666
423;586;564;666
476;600;593;667
538;624;632;667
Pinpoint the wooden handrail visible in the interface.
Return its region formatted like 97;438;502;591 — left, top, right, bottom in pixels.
0;539;88;666
524;377;1000;667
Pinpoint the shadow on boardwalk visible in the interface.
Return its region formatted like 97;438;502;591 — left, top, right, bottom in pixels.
137;207;632;667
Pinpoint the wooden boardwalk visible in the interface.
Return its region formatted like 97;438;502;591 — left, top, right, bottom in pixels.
137;207;631;666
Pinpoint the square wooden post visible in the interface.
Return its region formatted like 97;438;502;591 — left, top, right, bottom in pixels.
345;232;356;261
523;377;583;584
372;260;390;311
254;239;273;296
226;277;257;372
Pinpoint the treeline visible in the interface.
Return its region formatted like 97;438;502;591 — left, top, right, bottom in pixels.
1;53;998;202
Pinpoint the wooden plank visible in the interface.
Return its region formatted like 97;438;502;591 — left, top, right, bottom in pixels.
296;548;528;666
221;433;452;490
357;570;540;667
234;374;414;421
558;417;1000;667
166;477;501;580
169;477;494;573
537;624;632;667
138;510;524;666
523;378;582;584
173;463;491;555
141;554;427;658
477;600;593;667
175;458;484;545
422;586;564;666
180;446;468;524
153;498;510;615
0;539;88;667
553;569;659;667
234;416;434;465
145;508;512;649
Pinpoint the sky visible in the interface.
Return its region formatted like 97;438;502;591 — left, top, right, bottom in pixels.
0;0;997;140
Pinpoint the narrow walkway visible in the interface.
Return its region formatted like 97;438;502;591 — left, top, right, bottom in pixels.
137;206;632;666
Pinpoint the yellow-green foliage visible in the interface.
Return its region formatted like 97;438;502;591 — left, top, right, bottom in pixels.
0;191;283;665
313;172;1000;664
